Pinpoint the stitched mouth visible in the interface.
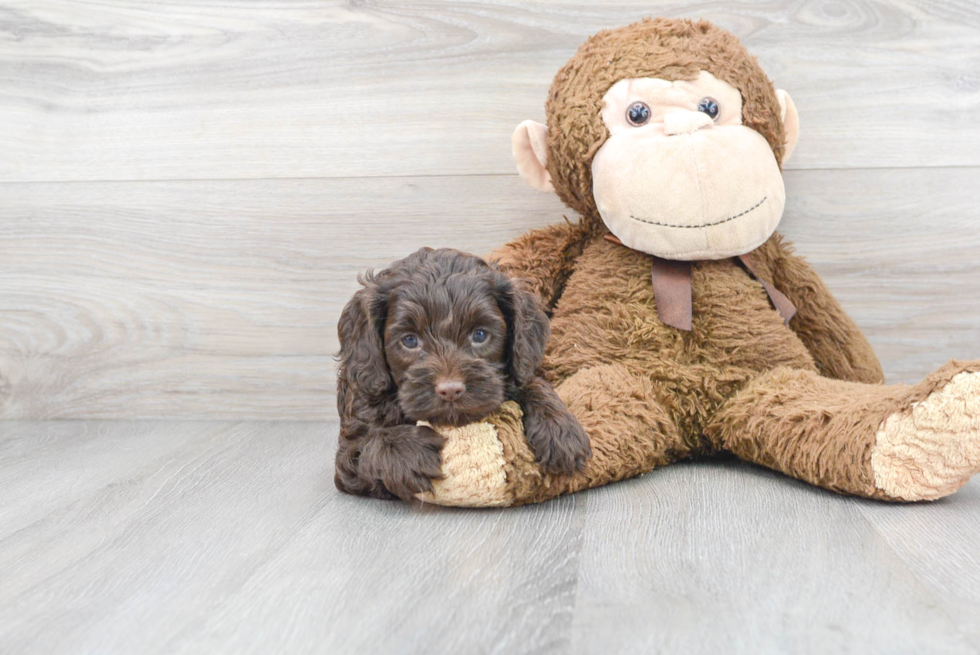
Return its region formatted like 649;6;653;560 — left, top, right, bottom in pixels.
630;196;767;229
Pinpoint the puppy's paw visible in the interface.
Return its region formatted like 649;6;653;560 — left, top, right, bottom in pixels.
359;425;446;501
524;408;592;476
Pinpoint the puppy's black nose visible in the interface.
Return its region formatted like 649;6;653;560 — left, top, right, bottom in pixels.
435;380;466;402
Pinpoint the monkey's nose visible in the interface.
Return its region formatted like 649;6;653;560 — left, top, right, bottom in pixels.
663;110;713;136
435;380;466;402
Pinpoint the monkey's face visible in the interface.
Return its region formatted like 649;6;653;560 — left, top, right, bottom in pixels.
590;71;791;260
513;55;800;262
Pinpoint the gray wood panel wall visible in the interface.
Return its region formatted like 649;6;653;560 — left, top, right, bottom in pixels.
2;0;979;419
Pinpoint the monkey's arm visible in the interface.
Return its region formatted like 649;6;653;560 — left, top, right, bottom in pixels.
487;220;592;311
756;233;885;384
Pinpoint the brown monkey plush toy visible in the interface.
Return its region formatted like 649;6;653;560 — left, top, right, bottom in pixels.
416;17;980;507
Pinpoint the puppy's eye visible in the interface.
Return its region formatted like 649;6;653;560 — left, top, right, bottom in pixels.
697;96;719;120
401;334;419;349
471;328;489;344
626;101;651;126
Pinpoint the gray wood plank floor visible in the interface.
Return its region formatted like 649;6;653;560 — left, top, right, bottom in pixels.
2;420;979;654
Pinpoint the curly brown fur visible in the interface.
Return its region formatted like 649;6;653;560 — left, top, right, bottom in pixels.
335;247;590;500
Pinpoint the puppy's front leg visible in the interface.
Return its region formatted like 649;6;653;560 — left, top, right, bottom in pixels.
357;424;445;501
518;377;591;475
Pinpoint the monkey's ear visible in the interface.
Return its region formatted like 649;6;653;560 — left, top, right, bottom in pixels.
512;120;554;193
776;90;800;164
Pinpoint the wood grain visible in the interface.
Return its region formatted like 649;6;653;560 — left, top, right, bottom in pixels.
3;420;980;653
2;0;979;182
0;420;581;655
2;167;979;419
571;460;979;654
855;483;980;650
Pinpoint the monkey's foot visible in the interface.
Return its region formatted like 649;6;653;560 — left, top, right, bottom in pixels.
872;371;980;501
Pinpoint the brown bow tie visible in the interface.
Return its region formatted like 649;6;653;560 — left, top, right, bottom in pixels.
604;234;797;331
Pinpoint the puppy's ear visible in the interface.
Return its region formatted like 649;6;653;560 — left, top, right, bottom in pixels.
494;275;550;387
337;275;392;397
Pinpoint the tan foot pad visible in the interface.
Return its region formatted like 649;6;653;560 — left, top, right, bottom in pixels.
873;371;980;501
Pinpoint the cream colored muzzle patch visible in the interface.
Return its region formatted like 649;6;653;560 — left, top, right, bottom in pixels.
590;72;790;261
872;371;980;501
591;122;785;261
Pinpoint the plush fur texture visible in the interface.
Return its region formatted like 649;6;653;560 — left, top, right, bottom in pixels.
491;231;900;503
488;228;977;504
417;401;541;506
418;18;980;507
389;17;980;508
872;368;980;500
423;360;980;507
545;18;786;222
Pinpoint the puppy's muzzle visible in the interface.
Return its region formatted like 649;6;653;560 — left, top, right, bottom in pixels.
435;380;466;402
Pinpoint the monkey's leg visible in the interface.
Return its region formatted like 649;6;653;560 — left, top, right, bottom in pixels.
417;363;690;507
706;361;980;501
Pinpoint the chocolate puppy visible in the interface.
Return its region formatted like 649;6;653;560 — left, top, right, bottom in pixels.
335;247;591;500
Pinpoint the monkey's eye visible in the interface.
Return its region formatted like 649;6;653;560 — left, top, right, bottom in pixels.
471;328;489;344
626;102;651;127
697;97;720;120
401;334;419;349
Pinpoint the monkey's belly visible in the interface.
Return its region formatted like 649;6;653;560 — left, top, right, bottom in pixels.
544;239;816;398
